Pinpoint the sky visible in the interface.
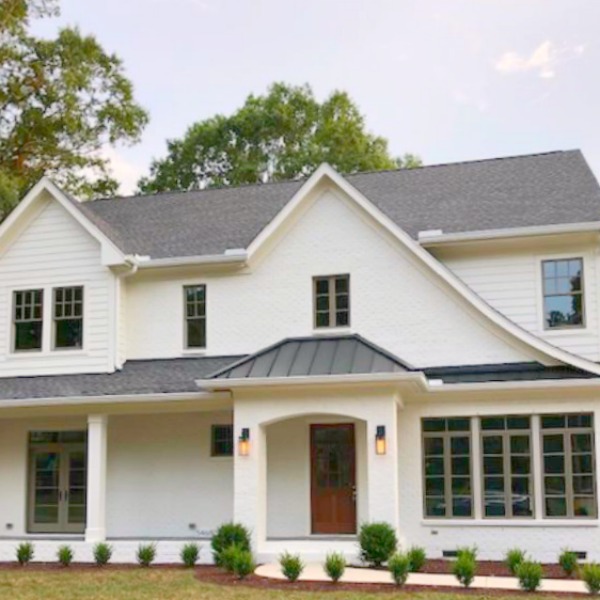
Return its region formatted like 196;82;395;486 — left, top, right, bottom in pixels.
34;0;600;195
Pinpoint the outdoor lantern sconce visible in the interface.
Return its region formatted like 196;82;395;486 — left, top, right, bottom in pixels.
375;425;386;455
238;428;250;456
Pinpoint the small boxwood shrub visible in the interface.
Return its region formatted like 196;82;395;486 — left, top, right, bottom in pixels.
559;548;579;577
233;549;255;580
505;548;526;576
211;523;251;566
180;543;200;568
407;546;426;572
582;563;600;595
57;545;74;567
137;543;157;567
388;552;411;587
452;553;476;588
358;522;397;567
279;552;304;582
221;544;242;573
93;542;112;566
517;561;543;592
324;552;346;583
16;542;34;566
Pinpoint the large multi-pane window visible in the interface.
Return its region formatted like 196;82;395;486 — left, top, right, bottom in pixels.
313;275;350;328
53;287;84;349
481;416;533;518
13;289;44;351
541;413;597;518
184;285;206;349
422;418;472;518
542;258;584;329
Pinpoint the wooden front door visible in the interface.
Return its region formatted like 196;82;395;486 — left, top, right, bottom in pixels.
310;424;356;534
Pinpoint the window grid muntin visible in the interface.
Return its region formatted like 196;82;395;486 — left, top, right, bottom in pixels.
184;285;206;349
53;286;84;349
13;289;44;351
542;258;585;329
541;413;596;519
422;418;473;519
313;275;350;329
211;425;233;457
480;416;533;519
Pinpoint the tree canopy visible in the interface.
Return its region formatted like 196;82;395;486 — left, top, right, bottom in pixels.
138;83;420;193
0;0;148;218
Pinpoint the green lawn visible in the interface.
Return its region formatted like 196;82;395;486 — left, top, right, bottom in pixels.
0;570;569;600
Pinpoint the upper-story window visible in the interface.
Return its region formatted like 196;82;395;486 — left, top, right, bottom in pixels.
184;285;206;349
13;289;44;351
313;274;350;328
54;286;84;349
542;258;584;329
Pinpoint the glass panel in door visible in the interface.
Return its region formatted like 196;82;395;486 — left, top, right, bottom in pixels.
65;449;87;530
30;450;62;532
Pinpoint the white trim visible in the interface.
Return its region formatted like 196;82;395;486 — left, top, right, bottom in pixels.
421;519;599;528
244;163;600;376
137;253;248;269
418;221;600;246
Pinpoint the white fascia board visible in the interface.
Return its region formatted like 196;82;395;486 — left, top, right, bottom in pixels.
423;377;600;394
243;163;600;376
419;221;600;246
0;177;127;266
0;391;230;410
197;371;428;391
137;253;248;269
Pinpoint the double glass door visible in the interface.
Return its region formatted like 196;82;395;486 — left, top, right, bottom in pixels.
28;432;87;533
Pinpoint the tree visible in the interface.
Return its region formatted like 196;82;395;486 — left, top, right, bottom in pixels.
138;83;420;193
0;0;148;218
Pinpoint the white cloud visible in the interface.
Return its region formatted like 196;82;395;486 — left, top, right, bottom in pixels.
494;41;584;79
102;146;145;196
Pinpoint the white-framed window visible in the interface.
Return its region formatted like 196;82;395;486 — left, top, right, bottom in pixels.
13;289;44;352
184;285;206;349
53;286;84;349
313;274;350;329
542;258;584;329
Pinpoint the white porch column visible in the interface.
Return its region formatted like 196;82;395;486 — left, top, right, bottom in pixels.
233;415;267;553
85;415;108;543
366;399;400;531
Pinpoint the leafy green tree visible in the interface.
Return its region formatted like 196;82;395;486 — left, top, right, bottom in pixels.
0;0;148;218
139;83;420;193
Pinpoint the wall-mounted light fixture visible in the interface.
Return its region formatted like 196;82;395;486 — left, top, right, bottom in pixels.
375;425;386;455
238;428;250;456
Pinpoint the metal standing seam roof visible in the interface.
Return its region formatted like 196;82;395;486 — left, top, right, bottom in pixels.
208;335;414;379
76;150;600;260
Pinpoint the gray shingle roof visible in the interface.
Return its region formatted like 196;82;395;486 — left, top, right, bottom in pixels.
79;150;600;259
0;356;242;401
208;335;412;379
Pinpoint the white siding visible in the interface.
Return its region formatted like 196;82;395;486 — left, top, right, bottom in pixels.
126;188;535;368
0;199;115;376
434;239;600;361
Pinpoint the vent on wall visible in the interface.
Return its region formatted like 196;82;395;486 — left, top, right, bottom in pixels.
575;551;588;560
442;550;458;558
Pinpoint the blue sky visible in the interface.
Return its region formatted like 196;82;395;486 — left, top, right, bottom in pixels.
35;0;600;194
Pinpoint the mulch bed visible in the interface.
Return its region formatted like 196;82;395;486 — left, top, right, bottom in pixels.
420;559;568;580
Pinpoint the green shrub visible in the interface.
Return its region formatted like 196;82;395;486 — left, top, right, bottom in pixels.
358;522;397;567
233;549;255;580
559;549;579;577
211;523;251;566
93;542;112;566
582;563;600;595
517;561;543;592
407;546;426;572
221;544;242;573
452;553;476;587
180;543;200;568
505;548;526;576
137;543;157;567
279;552;304;582
57;545;73;567
324;552;346;583
456;546;478;561
16;542;34;566
388;552;411;587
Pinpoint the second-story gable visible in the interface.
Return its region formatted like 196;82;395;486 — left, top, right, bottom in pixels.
0;191;117;377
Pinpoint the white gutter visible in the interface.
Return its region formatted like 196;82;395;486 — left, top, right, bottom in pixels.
0;391;230;410
418;221;600;247
136;252;248;269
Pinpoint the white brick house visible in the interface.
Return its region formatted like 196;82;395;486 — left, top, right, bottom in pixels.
2;150;600;563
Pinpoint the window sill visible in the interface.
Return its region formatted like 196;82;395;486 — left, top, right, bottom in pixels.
543;327;587;337
182;349;207;356
312;327;353;336
7;349;88;359
421;519;599;528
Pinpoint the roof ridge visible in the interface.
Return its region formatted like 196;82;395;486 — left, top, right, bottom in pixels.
89;150;578;204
